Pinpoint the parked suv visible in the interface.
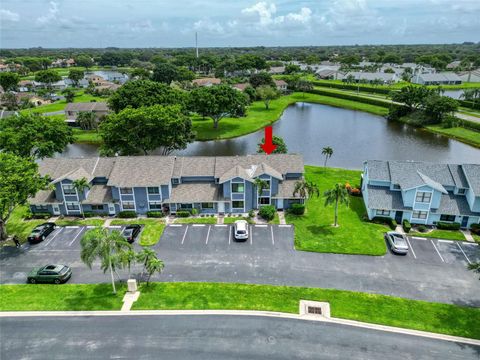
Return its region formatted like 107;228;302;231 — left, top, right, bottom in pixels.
27;264;72;284
27;223;56;244
234;220;249;242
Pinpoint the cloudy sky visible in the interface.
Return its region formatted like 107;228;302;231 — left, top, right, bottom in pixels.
1;0;479;48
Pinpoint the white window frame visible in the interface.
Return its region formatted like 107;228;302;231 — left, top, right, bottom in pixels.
376;209;390;216
457;188;466;195
147;187;160;195
121;201;135;210
415;191;432;203
201;202;214;209
120;187;133;195
231;182;245;194
36;204;48;211
232;200;245;210
66;202;80;211
412;210;428;220
62;184;77;196
148;201;162;210
256;176;272;209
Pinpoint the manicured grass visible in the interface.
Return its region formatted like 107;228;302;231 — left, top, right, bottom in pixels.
55;218;105;227
426;125;480;148
174;217;217;224
0;284;125;311
72;128;102;144
223;216;255;224
270;212;280;224
411;229;467;241
4;206;45;243
286;166;388;255
110;219;165;246
472;233;480;243
132;282;480;340
192;92;388;141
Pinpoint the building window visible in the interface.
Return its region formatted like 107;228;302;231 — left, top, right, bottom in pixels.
259;197;270;205
62;184;76;195
172;178;180;184
415;192;431;203
376;209;390;216
147;187;160;194
179;204;193;209
91;205;104;211
458;188;466;195
66;202;80;211
412;211;428;220
231;183;244;193
201;202;214;209
232;201;244;209
120;187;133;195
440;214;456;222
36;205;48;210
122;201;135;210
149;201;162;210
393;184;400;190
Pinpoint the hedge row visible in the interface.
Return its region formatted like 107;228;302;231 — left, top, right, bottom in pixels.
461;119;480;132
307;88;402;110
458;99;480;110
371;216;397;230
311;81;393;95
436;222;461;230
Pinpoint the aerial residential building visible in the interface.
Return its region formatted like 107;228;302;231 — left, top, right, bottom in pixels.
343;71;398;84
412;72;462;85
64;102;110;121
192;77;222;87
362;160;480;228
273;79;288;92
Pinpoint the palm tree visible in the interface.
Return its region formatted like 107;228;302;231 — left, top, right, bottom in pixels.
81;228;132;294
254;178;269;195
136;247;157;282
323;183;350;227
293;179;320;199
116;249;137;280
145;257;164;286
322;146;333;168
72;177;91;218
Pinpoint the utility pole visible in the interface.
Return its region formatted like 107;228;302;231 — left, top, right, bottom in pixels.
195;32;199;59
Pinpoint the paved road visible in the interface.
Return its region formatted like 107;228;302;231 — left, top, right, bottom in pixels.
1;315;478;359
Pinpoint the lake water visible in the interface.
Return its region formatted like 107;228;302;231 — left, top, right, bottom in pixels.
442;90;464;99
58;103;480;169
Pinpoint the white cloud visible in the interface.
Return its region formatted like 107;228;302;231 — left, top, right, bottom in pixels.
128;20;155;33
240;2;312;29
193;19;224;34
36;1;59;25
0;9;19;22
241;2;277;26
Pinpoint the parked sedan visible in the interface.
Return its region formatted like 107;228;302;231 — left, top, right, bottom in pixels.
27;223;56;244
234;220;249;242
385;231;409;254
121;224;141;243
27;264;72;284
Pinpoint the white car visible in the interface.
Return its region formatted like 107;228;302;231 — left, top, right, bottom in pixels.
385;231;409;254
234;220;249;242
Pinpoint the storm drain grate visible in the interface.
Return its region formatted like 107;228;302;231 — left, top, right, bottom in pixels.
307;306;322;315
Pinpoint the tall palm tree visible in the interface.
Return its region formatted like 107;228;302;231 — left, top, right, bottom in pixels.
293;179;320;200
254;178;269;195
136;247;157;282
322;146;333;168
81;228;132;294
72;177;91;218
324;183;350;227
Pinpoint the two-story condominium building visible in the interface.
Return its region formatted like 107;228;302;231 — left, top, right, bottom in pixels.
362;160;480;228
29;155;305;217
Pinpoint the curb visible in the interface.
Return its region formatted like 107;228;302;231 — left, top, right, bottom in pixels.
1;310;478;346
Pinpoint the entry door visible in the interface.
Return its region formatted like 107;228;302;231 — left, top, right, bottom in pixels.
108;203;116;215
218;201;225;214
395;211;403;224
277;199;284;210
52;204;60;215
461;216;469;228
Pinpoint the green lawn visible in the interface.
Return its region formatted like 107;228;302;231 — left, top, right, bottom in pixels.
472;233;480;243
426;125;480;148
21;90;105;115
410;229;467;241
174;217;217;224
0;284;125;311
55;218;105;227
286;166;387;255
133;282;480;340
110;219;165;246
72;128;102;144
223;216;255;224
270;212;280;224
4;206;45;243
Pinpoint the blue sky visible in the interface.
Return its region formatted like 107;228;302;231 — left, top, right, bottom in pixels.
1;0;479;48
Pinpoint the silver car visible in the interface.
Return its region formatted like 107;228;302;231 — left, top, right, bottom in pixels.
234;220;249;242
385;231;409;254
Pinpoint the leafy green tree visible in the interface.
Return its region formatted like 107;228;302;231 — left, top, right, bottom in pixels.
0;93;18;110
68;69;84;87
461;89;480;106
130;67;151;80
136;247;164;285
72;177;91;218
401;67;413;82
0;113;73;159
74;55;94;69
62;88;75;103
256;85;279;110
176;67;195;82
100;105;195;155
468;262;480;280
390;85;435;112
254;178;269;195
152;63;178;84
76;111;98;130
257;135;288;154
296;79;313;98
322;146;333;168
189;85;248;129
249;72;274;88
34;69;61;91
81;228;133;294
108;80;186;113
0;153;48;241
293;179;320;199
145;256;164;285
0;72;20;91
284;64;300;74
324;183;350;227
424;95;459;124
116;249;137;279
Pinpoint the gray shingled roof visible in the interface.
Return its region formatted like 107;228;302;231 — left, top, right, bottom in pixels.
272;180;304;199
431;193;480;216
172;157;216;178
448;164;469;189
107;156;175;187
462;164;480;196
65;102;109;112
169;183;222;203
366;185;411;211
51;167;93;184
365;160;390;181
85;185;113;204
29;190;60;204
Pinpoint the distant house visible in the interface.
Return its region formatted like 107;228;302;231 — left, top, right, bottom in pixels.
268;66;285;75
456;69;480;83
192;78;222;87
32;80;67;91
412;72;462;85
18;80;34;92
64;102;110;122
343;71;398;84
446;61;461;70
86;75;106;86
95;82;121;92
316;69;344;80
232;83;249;91
273;79;288;92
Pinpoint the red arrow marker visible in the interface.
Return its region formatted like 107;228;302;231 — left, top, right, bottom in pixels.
260;126;277;155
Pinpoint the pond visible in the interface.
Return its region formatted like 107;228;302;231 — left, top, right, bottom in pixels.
442;90;464;100
58;103;480;169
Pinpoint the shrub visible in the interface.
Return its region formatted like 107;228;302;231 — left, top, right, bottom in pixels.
436;221;461;230
470;224;480;235
417;225;428;233
176;211;190;218
372;216;397;230
147;211;164;218
349;188;362;197
191;208;198;215
82;212;95;218
290;203;305;215
118;211;137;218
28;212;50;220
248;209;255;218
402;219;411;233
258;205;276;221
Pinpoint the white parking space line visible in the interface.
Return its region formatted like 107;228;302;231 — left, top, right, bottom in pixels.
255;225;268;227
438;240;453;243
169;224;182;227
430;240;445;262
181;226;189;245
108;226;122;229
279;225;291;227
192;224;206;227
412;236;427;240
466;242;478;246
215;225;227;227
250;226;253;245
228;226;232;245
271;226;275;245
42;227;64;247
456;242;471;264
69;228;84;246
86;226;96;229
405;237;416;259
65;226;80;229
205;225;211;245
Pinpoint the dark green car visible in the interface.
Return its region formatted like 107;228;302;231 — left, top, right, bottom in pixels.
27;264;72;284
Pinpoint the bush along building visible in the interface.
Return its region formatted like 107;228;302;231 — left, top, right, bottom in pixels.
362;160;480;229
29;155;305;217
